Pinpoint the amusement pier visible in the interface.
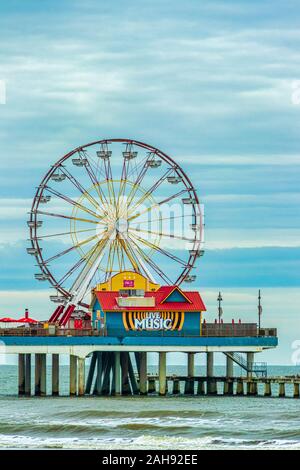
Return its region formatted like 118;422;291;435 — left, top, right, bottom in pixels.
0;138;292;398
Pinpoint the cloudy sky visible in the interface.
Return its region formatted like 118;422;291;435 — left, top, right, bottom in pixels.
0;0;300;364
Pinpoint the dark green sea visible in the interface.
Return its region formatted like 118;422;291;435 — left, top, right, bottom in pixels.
0;365;299;450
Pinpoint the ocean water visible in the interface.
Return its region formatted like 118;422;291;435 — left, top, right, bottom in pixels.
0;365;300;450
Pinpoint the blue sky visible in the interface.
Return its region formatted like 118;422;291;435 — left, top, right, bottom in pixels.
0;0;300;363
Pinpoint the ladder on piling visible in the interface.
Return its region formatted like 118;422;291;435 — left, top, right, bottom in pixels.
224;352;267;377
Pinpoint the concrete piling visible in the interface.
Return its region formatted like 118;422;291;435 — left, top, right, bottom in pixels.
236;379;244;396
207;352;217;395
172;379;180;395
52;354;59;396
159;352;166;395
293;383;299;398
247;352;254;378
70;355;78;396
94;352;103;395
223;380;232;395
264;381;272;397
114;352;121;396
148;377;156;393
139;352;147;395
85;352;97;395
25;354;31;396
279;382;285;398
197;379;205;395
185;353;195;394
226;354;234;378
121;352;131;395
78;357;85;396
18;354;25;396
35;353;46;396
40;354;46;396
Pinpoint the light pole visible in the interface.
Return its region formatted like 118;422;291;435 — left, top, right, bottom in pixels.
217;291;223;324
258;289;262;332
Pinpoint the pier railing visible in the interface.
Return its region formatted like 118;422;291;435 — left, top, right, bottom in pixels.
0;324;277;337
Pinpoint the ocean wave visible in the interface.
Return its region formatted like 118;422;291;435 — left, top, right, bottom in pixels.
0;434;300;450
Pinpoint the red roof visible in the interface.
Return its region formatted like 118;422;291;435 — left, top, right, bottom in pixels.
94;286;206;312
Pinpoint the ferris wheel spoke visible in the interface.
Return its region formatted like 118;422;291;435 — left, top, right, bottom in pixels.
36;209;101;225
83;154;110;209
128;168;173;216
60;166;102;211
116;158;130;218
117;235;141;273
57;256;86;286
105;239;118;280
103;157;117;210
125;155;153;208
127;189;190;223
42;231;106;264
127;233;173;284
116;237;125;272
129;231;189;266
58;238;106;286
128;226;195;243
130;213;186;226
36;227;97;240
44;186;102;220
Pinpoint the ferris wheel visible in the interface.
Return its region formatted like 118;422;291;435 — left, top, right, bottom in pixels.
27;139;204;322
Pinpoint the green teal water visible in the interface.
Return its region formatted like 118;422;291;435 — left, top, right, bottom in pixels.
0;365;300;450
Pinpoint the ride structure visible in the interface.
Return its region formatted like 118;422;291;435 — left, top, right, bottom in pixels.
0;137;279;397
27;138;205;327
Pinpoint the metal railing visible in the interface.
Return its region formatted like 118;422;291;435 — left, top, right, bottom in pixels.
0;324;277;338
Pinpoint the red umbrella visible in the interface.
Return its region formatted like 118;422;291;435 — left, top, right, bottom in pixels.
0;317;17;322
18;317;38;324
17;308;38;324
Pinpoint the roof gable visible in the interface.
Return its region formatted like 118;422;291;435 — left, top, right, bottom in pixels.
160;286;192;304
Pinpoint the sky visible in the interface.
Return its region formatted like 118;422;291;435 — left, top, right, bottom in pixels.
0;0;300;364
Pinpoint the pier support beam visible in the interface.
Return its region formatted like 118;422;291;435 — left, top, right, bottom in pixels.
226;354;234;378
159;352;167;396
197;380;205;395
264;381;272;397
85;352;97;395
246;380;257;396
236;379;244;396
102;353;113;395
70;355;77;396
35;354;46;396
247;352;254;378
139;352;147;395
34;354;41;396
148;377;156;393
172;379;180;395
25;354;31;396
94;352;103;395
121;352;131;395
207;352;217;395
40;354;46;396
128;354;139;395
294;383;300;398
78;357;85;396
18;354;25;396
185;353;195;394
52;354;59;396
279;382;285;398
223;380;233;395
114;352;121;396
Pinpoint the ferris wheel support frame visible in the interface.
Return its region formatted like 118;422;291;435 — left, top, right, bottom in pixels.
28;138;204;322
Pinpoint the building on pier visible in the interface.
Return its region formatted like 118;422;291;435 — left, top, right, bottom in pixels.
90;271;206;336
